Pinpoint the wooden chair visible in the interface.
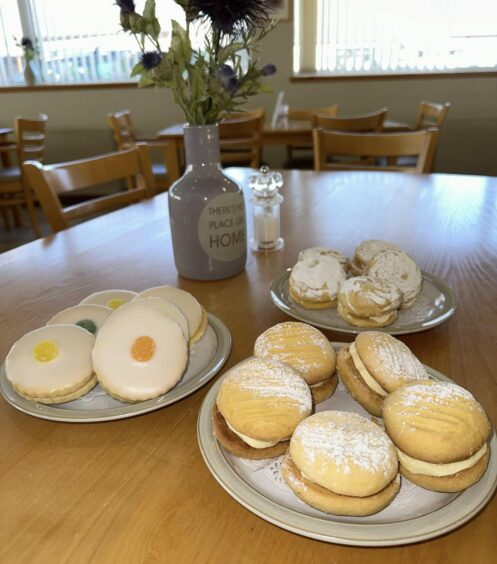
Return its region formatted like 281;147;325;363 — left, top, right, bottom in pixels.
23;145;156;234
313;129;438;174
218;109;265;168
285;104;339;166
107;110;180;191
0;114;47;237
415;101;451;130
312;108;388;132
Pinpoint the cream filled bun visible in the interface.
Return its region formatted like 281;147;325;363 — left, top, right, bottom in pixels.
5;324;96;404
47;304;113;335
80;289;137;310
337;276;403;328
353;240;402;273
382;381;492;492
92;305;188;402
254;322;337;403
213;357;313;459
337;332;429;417
136;286;206;345
114;297;189;341
367;250;422;309
281;411;400;516
298;247;349;273
289;255;346;309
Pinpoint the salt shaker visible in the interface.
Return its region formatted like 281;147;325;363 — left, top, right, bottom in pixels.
249;166;284;252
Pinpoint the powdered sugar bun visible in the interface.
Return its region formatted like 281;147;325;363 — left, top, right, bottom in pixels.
367;250;422;308
298;247;349;272
354;240;402;270
289;255;346;309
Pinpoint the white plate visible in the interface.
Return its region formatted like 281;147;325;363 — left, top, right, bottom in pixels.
197;345;497;546
0;313;231;423
270;269;457;335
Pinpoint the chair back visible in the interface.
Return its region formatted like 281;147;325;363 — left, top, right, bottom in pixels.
15;114;48;164
219;109;265;167
415;101;450;129
288;104;339;122
107;110;137;150
312;108;388;131
313;129;438;173
23;145;156;233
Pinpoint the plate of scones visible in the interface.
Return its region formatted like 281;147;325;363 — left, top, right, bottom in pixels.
198;321;496;546
270;240;457;335
0;286;231;422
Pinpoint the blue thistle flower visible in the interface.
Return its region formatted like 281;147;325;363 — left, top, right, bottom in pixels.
115;0;135;14
262;63;276;76
140;51;162;70
218;64;235;81
21;37;34;50
226;76;239;95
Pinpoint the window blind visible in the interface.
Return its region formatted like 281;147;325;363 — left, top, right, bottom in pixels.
295;0;497;75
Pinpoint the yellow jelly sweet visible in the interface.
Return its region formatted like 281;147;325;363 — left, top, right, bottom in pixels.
106;298;125;310
131;336;156;363
33;340;59;363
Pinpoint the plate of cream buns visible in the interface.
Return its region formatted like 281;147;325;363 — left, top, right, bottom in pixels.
0;286;231;422
270;239;457;335
198;322;496;546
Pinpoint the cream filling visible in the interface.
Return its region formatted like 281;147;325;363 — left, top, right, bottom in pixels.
349;343;388;397
226;420;280;449
397;443;488;477
309;380;327;389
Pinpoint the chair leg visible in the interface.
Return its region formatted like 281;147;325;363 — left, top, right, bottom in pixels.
0;206;11;231
25;194;41;238
12;204;23;227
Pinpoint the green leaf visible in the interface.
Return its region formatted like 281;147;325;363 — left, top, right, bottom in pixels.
143;0;156;21
130;62;144;78
138;73;155;88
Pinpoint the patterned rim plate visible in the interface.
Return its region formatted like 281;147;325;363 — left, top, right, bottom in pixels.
0;313;231;423
197;345;497;547
270;269;457;335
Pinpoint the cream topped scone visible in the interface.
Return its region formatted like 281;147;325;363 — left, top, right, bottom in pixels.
367;250;422;309
136;286;207;344
5;324;96;404
47;304;113;335
336;332;429;417
289;255;346;309
382;381;492;492
350;239;402;276
92;305;188;402
213;357;313;459
79;289;137;310
298;247;350;273
337;276;403;328
281;411;401;516
254;322;337;403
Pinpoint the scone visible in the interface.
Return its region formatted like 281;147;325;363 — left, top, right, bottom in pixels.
47;304;113;335
254;322;338;403
92;305;188;402
213;357;313;459
383;381;492;492
79;289;137;310
367;250;422;309
336;332;429;416
298;247;349;273
281;411;400;516
136;286;207;344
289;255;346;309
337;276;403;328
5;324;96;404
350;240;402;276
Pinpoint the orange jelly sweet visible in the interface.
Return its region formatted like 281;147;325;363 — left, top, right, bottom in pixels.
131;336;156;363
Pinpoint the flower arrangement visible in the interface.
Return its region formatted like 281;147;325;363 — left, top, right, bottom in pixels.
16;37;38;63
116;0;277;125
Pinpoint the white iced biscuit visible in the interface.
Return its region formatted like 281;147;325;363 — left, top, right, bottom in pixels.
136;286;206;344
80;289;137;310
92;306;188;402
47;304;113;335
5;324;95;403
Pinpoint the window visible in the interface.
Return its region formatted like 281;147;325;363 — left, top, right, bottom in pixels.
0;0;189;85
294;0;497;76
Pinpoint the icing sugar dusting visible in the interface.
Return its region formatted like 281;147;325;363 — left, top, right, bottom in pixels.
370;335;428;382
339;276;402;316
298;247;349;268
290;256;346;300
225;358;312;413
293;412;395;476
398;382;476;410
356;240;401;264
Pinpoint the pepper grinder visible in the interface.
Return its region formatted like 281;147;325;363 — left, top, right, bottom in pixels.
249;166;284;252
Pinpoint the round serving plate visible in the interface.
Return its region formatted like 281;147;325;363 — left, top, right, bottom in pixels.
197;345;496;547
270;269;457;335
0;313;231;423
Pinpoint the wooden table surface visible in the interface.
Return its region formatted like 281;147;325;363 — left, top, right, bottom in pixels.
1;169;496;563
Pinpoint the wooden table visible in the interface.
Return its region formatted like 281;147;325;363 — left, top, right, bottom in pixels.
1;169;496;563
0;127;14;167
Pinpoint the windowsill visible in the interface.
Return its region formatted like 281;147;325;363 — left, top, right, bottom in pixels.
291;69;497;81
0;81;139;93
